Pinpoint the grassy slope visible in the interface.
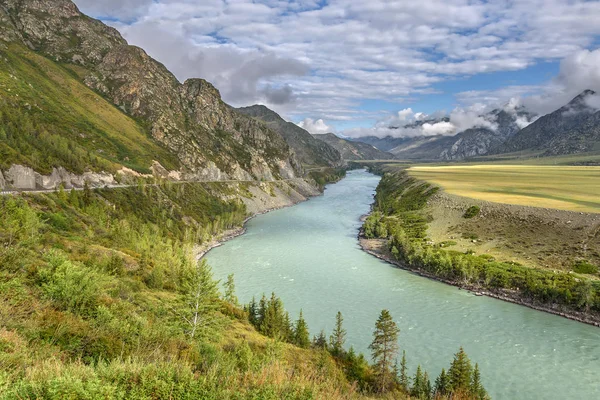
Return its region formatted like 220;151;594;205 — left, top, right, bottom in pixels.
0;43;179;175
0;183;371;399
363;164;600;324
408;165;600;213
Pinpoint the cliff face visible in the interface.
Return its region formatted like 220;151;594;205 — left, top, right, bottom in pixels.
0;0;300;181
237;105;343;168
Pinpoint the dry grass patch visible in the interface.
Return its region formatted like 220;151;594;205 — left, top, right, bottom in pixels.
409;165;600;213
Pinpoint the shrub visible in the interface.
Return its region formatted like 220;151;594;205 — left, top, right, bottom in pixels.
573;260;599;275
463;206;481;219
38;252;110;315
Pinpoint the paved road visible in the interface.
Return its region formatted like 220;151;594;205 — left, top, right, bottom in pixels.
0;177;308;196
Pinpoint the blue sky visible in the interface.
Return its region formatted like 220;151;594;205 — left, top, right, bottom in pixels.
73;0;600;137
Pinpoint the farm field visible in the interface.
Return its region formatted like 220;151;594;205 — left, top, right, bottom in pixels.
408;164;600;213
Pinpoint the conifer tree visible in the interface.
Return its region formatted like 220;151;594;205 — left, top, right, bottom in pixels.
329;311;347;356
223;273;238;305
283;311;293;342
448;347;473;394
434;368;449;397
369;309;400;393
247;296;258;326
313;329;327;349
293;310;310;348
178;260;220;338
423;371;432;400
470;363;488;400
399;350;409;391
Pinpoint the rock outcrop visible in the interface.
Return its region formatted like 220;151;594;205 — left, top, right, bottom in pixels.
2;165;115;190
237;105;343;167
0;0;301;181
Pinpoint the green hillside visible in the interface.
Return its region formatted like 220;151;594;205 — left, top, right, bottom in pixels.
0;43;179;175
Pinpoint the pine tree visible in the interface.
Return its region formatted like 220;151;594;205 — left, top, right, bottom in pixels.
423;371;432;400
293;310;310;348
247;296;258;326
470;363;488;400
260;293;286;339
399;350;409;391
257;294;267;327
369;309;400;393
329;311;347;356
82;180;92;206
178;260;220;338
448;347;473;395
434;368;449;397
313;329;327;349
223;273;238;305
283;311;293;342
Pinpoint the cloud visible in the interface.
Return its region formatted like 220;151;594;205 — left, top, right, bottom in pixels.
112;20;309;110
73;0;600;124
298;118;333;134
74;0;152;20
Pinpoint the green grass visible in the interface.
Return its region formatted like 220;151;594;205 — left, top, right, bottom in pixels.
408;165;600;213
0;184;372;400
0;43;179;174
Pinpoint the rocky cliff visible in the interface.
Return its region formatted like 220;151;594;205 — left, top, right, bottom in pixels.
237;105;342;167
0;0;301;184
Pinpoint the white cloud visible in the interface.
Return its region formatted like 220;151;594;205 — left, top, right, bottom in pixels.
71;0;600;123
298;118;332;134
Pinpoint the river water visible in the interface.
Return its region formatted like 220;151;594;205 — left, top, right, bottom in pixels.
205;169;600;399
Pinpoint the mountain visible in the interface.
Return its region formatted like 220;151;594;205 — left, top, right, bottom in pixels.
236;105;342;167
0;0;302;187
352;109;533;161
498;90;600;155
313;133;395;160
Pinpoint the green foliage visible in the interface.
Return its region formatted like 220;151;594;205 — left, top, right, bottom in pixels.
369;309;400;393
329;311;346;356
223;273;239;305
573;260;598;274
368;169;600;315
177;260;221;338
293;310;311;348
463;206;481;219
0;44;179;174
308;168;346;188
38;251;111;315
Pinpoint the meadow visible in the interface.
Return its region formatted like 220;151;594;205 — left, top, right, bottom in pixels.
408;165;600;213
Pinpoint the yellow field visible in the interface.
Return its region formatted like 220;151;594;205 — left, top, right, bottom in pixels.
408;165;600;213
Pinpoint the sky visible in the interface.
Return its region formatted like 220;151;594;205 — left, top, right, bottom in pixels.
72;0;600;138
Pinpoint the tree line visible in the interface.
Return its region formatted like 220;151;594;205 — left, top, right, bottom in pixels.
366;170;600;316
242;289;488;399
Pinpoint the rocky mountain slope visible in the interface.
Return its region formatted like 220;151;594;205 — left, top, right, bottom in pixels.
313;133;394;160
354;109;534;160
236;105;342;167
498;90;600;156
0;0;302;189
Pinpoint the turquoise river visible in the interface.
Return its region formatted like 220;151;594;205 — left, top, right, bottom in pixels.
205;169;600;399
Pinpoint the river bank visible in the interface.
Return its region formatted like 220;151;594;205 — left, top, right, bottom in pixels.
196;176;328;260
359;236;600;327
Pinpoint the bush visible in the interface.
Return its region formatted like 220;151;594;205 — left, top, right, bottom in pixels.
463;206;481;219
573;260;598;274
38;252;110;315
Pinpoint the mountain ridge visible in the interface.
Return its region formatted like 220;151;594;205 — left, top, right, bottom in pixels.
0;0;304;184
